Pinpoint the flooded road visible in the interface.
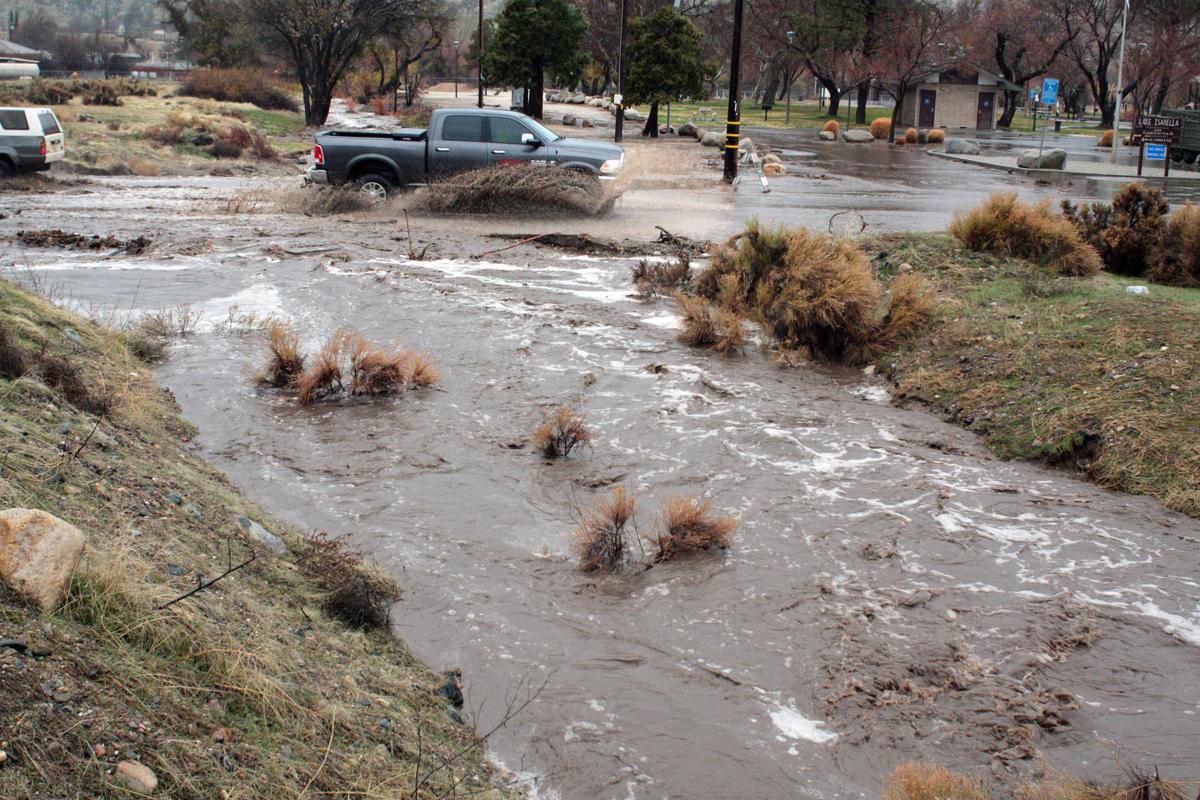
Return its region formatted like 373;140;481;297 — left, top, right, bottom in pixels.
3;166;1199;800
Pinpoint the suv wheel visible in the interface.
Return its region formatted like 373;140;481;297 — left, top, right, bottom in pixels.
354;173;394;202
0;160;12;180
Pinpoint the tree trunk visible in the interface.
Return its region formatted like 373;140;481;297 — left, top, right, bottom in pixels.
855;81;869;124
533;67;545;119
642;102;659;137
998;89;1019;128
827;87;841;118
888;83;906;142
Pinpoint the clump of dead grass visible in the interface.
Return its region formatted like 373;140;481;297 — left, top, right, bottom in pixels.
905;127;919;143
927;128;946;143
1148;202;1200;287
951;192;1102;276
632;253;692;298
692;222;934;363
0;322;29;379
885;763;990;800
39;355;112;416
299;532;402;630
259;321;306;388
1099;129;1114;147
869;117;892;139
822;119;841;137
416;166;605;215
572;487;636;572
533;406;592;459
676;293;746;355
647;496;737;562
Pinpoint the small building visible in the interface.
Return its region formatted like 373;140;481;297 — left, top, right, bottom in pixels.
0;38;46;61
129;59;196;81
896;67;1021;131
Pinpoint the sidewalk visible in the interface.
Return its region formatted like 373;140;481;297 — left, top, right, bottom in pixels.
930;149;1200;183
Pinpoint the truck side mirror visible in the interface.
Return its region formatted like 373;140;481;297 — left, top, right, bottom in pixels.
521;133;541;147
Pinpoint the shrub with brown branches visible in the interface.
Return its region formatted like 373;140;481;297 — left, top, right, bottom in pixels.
927;128;946;143
533;406;592;459
1148;202;1200;287
1062;182;1169;276
647;496;737;562
676;293;746;355
951;192;1102;276
292;329;438;405
632;253;692;297
397;351;439;387
572;487;636;572
869;117;892;139
259;321;306;388
905;127;919;144
39;356;112;415
299;532;402;630
693;222;935;363
296;332;347;405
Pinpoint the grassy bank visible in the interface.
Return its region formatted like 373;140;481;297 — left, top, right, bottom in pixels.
626;99;894;131
864;234;1200;516
0;280;509;798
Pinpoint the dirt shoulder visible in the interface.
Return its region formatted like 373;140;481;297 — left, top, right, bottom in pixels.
0;281;510;798
865;233;1200;517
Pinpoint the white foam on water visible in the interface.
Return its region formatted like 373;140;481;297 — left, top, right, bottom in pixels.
767;702;839;744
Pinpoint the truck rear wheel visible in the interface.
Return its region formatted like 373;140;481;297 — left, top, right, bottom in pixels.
0;159;12;180
354;173;394;202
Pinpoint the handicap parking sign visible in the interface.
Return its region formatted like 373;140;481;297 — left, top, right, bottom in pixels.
1041;78;1059;105
1146;143;1167;160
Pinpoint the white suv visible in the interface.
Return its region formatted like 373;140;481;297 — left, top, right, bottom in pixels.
0;107;66;178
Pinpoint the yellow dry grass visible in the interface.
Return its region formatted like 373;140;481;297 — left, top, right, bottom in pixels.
950;192;1103;276
647;496;737;562
572;487;636;572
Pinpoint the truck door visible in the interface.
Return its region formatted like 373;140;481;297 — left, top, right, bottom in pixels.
430;114;491;174
487;116;546;167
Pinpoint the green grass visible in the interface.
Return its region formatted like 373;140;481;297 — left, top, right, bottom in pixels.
863;234;1200;516
0;280;510;799
627;100;894;131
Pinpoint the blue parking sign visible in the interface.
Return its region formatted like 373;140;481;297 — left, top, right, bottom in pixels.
1146;143;1167;160
1041;78;1059;105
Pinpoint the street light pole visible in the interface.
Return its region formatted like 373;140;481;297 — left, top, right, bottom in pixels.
724;0;745;182
1111;0;1129;164
477;0;484;108
785;30;795;126
453;40;460;98
615;0;627;143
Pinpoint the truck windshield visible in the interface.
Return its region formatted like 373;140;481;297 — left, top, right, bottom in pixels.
523;118;561;143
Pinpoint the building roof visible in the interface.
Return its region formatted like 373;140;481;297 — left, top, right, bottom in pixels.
0;39;45;58
913;66;1022;93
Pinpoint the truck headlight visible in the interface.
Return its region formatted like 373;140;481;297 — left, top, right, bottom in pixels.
600;157;623;174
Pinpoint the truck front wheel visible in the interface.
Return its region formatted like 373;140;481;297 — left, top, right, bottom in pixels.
354;173;395;202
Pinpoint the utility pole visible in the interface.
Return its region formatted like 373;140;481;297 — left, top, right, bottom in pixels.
1111;0;1129;164
785;30;795;126
615;0;628;143
477;0;484;108
724;0;744;182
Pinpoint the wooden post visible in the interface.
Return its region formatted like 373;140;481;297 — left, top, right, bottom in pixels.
1137;142;1144;176
1165;144;1171;178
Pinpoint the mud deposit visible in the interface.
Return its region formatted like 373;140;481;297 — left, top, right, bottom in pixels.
3;176;1199;799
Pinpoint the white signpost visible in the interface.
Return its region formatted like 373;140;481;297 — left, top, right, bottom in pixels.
1036;78;1059;164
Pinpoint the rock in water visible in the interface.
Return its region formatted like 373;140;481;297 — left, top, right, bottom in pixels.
1017;147;1067;169
944;139;981;155
842;129;874;143
115;760;158;794
0;509;85;612
235;515;289;555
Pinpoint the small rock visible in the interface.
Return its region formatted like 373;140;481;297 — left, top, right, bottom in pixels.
168;565;186;576
64;328;82;345
700;131;723;147
31;645;51;657
115;760;158;794
165;493;183;506
184;504;203;522
944;139;981;155
1017;147;1067;169
1126;285;1149;295
862;365;876;377
234;516;288;555
677;122;697;137
0;639;27;653
94;743;107;757
58;422;72;435
818;130;836;141
0;509;87;612
842;129;874;143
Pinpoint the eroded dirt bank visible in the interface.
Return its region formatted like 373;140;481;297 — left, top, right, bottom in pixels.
2;174;1199;800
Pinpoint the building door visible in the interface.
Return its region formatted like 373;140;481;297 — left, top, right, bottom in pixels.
976;92;995;130
918;90;936;127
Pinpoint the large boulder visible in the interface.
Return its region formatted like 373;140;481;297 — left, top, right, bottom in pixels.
818;130;836;141
944;139;981;155
701;131;724;147
1017;147;1067;170
0;509;85;612
677;122;698;138
843;129;874;143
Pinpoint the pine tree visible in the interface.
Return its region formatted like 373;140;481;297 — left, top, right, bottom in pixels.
624;7;708;137
483;0;588;119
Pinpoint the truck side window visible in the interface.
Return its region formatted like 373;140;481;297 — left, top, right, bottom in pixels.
442;115;485;142
37;112;60;135
489;117;532;145
0;110;29;130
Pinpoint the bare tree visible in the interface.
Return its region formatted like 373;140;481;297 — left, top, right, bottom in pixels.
870;0;958;140
1054;0;1141;128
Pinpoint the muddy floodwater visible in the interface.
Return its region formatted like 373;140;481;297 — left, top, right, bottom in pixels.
3;159;1199;800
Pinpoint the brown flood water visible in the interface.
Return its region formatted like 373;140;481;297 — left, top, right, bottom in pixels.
2;169;1199;800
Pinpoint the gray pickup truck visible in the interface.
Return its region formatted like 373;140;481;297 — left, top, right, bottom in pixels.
307;108;624;198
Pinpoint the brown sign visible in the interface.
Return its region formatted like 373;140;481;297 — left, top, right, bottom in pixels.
1134;115;1182;145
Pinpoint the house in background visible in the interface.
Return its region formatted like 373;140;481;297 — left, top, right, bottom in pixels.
896;67;1021;130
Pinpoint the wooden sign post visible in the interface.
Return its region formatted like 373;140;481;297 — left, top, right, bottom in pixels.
1133;115;1182;178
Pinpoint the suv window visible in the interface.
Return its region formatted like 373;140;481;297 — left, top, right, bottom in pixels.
441;115;485;142
37;112;60;135
0;110;29;131
489;117;532;145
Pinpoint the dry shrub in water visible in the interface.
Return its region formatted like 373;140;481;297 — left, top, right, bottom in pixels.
296;332;346;404
259;321;306;388
951;192;1102;276
396;350;439;387
533;406;591;459
573;487;636;572
648;496;737;562
869;117;892;139
822;119;841;137
885;763;990;800
294;329;437;404
695;223;934;363
632;253;691;297
927;128;946;143
1062;182;1169;276
299;532;402;630
905;127;919;143
1148;202;1200;287
417;165;604;215
676;293;746;355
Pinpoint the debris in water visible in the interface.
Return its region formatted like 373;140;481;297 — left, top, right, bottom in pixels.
415;166;608;215
16;228;152;255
